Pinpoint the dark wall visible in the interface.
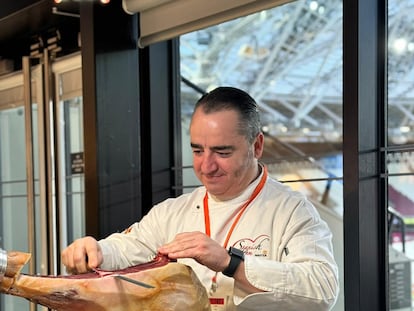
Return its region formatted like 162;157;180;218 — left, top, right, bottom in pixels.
79;0;141;238
79;0;180;238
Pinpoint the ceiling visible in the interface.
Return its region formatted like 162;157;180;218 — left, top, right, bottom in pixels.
0;0;80;62
179;0;414;151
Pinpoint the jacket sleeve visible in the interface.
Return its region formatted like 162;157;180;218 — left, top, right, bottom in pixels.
97;207;168;270
234;200;339;311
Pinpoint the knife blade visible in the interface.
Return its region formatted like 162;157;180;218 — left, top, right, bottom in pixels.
113;274;155;289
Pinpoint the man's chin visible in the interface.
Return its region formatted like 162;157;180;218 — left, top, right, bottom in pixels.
205;186;222;195
205;186;220;195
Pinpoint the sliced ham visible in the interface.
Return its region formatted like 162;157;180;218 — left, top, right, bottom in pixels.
0;251;211;311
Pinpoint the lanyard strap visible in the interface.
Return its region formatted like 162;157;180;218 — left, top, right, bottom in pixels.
203;165;268;248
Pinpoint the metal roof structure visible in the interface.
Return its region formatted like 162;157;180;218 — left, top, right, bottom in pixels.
180;0;414;150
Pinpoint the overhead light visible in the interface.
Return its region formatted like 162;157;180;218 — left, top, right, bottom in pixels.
280;125;288;133
400;126;410;133
309;1;318;11
318;5;325;14
323;131;341;142
262;125;270;133
393;38;407;54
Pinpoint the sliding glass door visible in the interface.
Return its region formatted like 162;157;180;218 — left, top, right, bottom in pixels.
0;52;84;310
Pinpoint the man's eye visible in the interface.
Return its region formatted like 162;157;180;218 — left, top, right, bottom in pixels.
217;151;231;157
193;149;203;154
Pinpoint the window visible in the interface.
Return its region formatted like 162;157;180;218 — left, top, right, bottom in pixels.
387;0;414;309
180;1;344;310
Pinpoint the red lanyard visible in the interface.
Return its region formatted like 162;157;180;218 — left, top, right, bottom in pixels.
203;165;268;249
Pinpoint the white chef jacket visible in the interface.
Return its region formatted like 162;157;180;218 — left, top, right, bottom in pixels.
99;168;339;310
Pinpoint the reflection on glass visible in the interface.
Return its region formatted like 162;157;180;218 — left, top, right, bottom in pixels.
180;1;343;310
388;0;414;146
0;98;31;310
59;96;85;243
388;0;414;309
388;173;414;310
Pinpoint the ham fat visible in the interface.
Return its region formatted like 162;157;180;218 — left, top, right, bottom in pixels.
0;251;211;311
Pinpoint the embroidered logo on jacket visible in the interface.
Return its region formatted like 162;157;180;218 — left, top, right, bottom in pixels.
233;234;270;257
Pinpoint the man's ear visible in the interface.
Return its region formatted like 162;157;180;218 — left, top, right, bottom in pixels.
254;133;264;158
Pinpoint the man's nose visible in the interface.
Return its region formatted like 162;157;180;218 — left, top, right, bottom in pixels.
201;153;217;172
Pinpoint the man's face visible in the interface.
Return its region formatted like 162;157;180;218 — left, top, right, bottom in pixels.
190;108;263;201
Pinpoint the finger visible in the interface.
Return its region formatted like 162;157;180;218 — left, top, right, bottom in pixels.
73;245;90;273
61;246;75;272
159;232;207;258
85;245;102;269
158;241;187;258
160;235;192;253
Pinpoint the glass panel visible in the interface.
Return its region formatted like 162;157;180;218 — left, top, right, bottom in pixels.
388;0;414;147
55;64;84;249
0;90;30;310
388;0;414;309
0;54;83;309
388;170;414;310
180;1;344;310
281;178;343;305
0;65;47;310
61;96;85;243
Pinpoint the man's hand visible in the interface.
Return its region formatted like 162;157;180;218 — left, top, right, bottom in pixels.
158;231;230;272
61;236;103;274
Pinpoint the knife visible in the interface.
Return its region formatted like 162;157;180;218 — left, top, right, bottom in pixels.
113;274;155;289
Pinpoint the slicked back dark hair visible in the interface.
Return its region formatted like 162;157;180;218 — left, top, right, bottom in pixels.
193;87;261;144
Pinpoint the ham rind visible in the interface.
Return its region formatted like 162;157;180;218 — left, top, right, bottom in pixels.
0;251;211;311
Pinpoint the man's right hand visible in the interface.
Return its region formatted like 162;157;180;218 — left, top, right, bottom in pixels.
61;236;103;274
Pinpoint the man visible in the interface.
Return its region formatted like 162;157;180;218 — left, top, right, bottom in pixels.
62;86;339;310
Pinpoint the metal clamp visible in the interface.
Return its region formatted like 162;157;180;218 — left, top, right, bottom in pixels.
0;248;7;278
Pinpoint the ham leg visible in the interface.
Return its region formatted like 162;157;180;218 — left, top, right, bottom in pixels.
0;251;211;311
